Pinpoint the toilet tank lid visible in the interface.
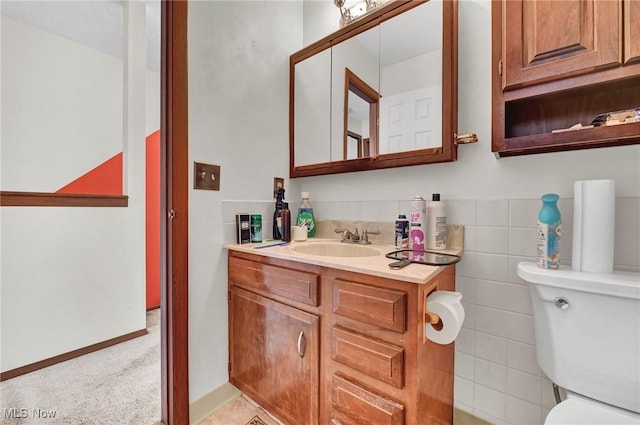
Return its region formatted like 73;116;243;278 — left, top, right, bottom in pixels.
517;262;640;300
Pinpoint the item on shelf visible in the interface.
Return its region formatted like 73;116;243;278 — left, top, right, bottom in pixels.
551;123;595;133
590;107;640;126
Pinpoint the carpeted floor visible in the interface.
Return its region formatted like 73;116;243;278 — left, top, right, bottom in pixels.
0;309;161;425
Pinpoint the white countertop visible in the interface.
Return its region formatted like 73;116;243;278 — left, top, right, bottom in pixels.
224;238;459;284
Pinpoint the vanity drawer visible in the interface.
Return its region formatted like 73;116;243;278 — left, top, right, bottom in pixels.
331;326;404;388
332;279;406;332
229;256;319;306
332;374;405;425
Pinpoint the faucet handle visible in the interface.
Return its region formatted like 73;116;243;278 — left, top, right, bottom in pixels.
360;229;379;244
336;228;353;240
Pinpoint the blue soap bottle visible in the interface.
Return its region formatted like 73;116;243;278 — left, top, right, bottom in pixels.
537;193;561;269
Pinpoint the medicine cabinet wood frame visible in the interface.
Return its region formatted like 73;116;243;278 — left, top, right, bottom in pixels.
289;0;458;178
491;0;640;157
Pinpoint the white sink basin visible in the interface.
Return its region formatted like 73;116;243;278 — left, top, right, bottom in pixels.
290;242;380;258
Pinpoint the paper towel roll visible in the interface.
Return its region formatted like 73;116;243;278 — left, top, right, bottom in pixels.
425;291;465;345
572;179;616;273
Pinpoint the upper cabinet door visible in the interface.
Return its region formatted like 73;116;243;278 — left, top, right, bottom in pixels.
491;0;640;157
502;0;621;90
625;0;640;64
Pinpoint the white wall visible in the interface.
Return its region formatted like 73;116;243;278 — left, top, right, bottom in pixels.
0;3;148;373
1;16;124;192
188;0;640;423
146;70;161;135
187;0;302;402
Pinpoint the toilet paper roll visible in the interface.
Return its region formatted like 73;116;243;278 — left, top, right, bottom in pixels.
425;290;465;345
572;179;615;273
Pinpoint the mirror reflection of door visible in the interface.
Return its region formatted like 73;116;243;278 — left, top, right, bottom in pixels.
343;67;379;159
345;131;361;159
379;0;443;154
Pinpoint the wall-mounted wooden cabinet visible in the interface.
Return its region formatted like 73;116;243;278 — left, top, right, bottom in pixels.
492;0;640;157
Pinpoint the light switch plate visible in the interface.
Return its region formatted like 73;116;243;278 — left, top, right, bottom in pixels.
194;162;220;191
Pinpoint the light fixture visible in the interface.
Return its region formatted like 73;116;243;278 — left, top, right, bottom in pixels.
333;0;385;27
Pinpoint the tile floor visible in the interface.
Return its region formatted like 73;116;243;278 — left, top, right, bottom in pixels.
202;395;491;425
200;395;282;425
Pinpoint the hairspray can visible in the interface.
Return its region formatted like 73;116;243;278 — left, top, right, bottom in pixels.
395;214;409;248
410;195;427;251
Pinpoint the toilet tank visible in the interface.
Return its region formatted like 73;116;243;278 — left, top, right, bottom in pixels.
517;263;640;414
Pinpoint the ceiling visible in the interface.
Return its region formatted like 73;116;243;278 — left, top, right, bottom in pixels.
2;0;442;77
1;0;161;72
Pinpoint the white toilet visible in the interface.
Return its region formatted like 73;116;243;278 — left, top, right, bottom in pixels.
517;262;640;424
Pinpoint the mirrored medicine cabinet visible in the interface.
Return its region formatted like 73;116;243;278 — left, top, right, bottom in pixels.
290;0;460;178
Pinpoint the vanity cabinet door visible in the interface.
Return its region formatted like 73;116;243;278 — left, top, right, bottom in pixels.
501;0;621;90
229;287;319;425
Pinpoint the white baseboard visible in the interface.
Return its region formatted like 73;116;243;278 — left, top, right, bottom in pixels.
190;382;242;425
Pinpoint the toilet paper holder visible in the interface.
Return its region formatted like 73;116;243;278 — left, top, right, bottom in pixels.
423;283;443;343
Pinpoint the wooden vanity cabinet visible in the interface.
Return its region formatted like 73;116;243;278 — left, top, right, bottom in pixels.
492;0;640;157
227;250;456;425
228;254;321;425
322;266;456;425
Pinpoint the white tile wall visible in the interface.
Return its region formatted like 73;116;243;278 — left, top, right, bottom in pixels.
475;358;507;392
506;396;542;425
221;197;640;425
452;196;639;424
475;332;507;364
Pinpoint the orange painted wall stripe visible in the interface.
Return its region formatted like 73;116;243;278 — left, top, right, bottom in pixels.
56;153;123;195
145;130;161;309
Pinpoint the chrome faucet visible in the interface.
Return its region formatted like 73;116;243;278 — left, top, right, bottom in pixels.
335;228;381;244
336;227;360;242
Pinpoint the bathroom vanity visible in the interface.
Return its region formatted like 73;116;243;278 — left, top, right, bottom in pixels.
226;241;457;425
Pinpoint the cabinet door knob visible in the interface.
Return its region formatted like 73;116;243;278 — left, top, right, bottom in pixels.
297;330;306;357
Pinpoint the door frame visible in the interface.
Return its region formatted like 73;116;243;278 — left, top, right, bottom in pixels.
161;2;189;424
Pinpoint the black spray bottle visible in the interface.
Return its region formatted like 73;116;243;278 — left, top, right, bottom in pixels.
273;187;285;240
